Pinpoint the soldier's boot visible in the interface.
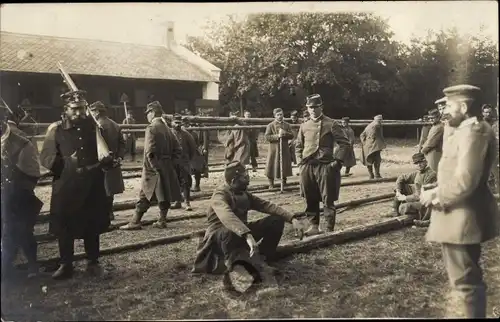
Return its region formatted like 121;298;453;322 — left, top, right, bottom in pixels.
52;264;74;280
268;179;275;190
171;201;182;209
185;202;193;211
304;224;322;237
251;255;279;295
120;211;145;230
367;166;375;179
86;260;102;277
324;207;337;232
109;212;115;221
152;210;168;229
192;185;201;192
374;162;382;179
384;198;401;217
282;177;287;186
344;167;352;177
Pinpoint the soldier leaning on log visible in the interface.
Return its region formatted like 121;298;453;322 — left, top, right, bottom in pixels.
224;116;251;167
1;104;43;280
89;101;126;222
388;152;436;227
122;110;137;162
360;114;386;179
264;108;294;189
120;102;182;230
295;94;351;236
481;104;499;193
40;91;113;280
338;117;356;177
191;161;308;292
420;108;444;174
420;84;500;318
182;118;207;192
171;114;198;211
244;110;260;172
288;110;300;166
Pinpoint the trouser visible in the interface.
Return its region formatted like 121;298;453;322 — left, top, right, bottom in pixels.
176;165;193;202
215;216;285;263
344;166;351;174
366;151;382;177
106;195;114;215
193;171;201;188
1;218;38;269
441;243;486;318
58;231;100;265
135;189;170;215
125;137;137;160
300;162;340;226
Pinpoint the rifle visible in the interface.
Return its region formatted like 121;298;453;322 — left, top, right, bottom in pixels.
56;62;112;161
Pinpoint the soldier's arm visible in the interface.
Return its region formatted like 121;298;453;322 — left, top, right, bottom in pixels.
17;140;42;179
421;125;444;154
281;123;295;140
248;193;296;222
117;126;127;159
40;123;64;176
295;124;305;164
211;191;251;237
265;123;280;143
225;131;234;148
331;122;351;163
376;124;385;142
144;126;161;170
438;126;490;208
395;172;417;193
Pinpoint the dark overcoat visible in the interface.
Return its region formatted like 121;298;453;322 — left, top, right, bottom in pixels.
40;117;110;238
247;128;260;159
141;118;182;203
188;128;207;172
97;116;126;196
225;126;251;165
336;126;356;167
173;127;198;174
360;121;386;166
264;120;294;179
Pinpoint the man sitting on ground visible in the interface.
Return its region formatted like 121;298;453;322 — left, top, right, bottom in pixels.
388;153;437;226
191;161;308;291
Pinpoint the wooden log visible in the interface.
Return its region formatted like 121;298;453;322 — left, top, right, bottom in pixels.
35;192;397;243
34;215;415;269
37;177;398;220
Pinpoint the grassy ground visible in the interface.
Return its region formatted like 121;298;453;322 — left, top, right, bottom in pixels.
5;139;498;319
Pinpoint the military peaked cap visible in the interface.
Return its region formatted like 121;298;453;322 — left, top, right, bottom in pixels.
224;161;246;183
443;84;481;100
145;101;163;114
412;152;426;164
305;94;323;107
428;108;440;117
89;101;107;111
290;111;298;116
342;117;350;121
434;97;447;105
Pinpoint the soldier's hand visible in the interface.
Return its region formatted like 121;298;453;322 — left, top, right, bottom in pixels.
279;128;285;137
76;167;86;175
245;233;260;258
329;160;342;170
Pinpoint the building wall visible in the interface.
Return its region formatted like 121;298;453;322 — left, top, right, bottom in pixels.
0;71;205;123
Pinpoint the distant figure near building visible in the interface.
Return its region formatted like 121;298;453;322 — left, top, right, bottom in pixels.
122;111;137;162
337;117;356;177
360;115;386;179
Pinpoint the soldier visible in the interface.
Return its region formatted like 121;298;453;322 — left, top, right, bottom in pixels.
122;110;137;162
295;94;351;236
1;105;43;279
40;91;112;280
420;108;444;173
302;110;310;122
289;110;300;166
481;104;499;193
89;101;126;221
191;161;307;285
120;102;182;230
3;104;29;139
243;110;260;172
420;85;499;318
264;108;294;189
184;118;207;192
224;117;251;167
417;114;431;152
388;153;436;226
171;114;198;211
435;96;447;117
338;117;356;177
360;114;386;179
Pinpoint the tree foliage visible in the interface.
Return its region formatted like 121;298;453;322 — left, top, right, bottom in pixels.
184;13;498;119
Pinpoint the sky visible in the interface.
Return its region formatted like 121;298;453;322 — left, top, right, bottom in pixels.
0;2;498;47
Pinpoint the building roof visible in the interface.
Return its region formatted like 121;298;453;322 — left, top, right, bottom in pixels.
0;31;216;82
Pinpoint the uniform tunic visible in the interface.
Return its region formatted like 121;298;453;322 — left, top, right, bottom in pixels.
418;125;431;150
421;122;444;173
40;117;110;238
394;166;437;215
360;121;386;166
192;185;295;274
264;120;294;179
225;126;251;165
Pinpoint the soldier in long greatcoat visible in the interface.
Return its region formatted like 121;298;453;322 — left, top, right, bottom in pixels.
244;110;260;172
1;104;43;279
421;108;444;173
40;91;111;280
360;115;386;179
338;117;356;176
296;94;351;236
89;101;126;221
225;119;251;166
120;101;182;230
420;85;500;318
289;111;300;165
264;108;294;188
171;114;198;211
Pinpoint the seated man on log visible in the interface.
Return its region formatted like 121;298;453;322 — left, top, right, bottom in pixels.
388;152;437;226
191;161;307;291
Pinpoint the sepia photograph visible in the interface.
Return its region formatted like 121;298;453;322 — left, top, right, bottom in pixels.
1;1;499;320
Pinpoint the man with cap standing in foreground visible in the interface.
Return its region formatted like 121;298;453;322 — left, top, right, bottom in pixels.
1;103;43;279
338;117;356;176
89;101;126;222
191;161;307;282
295;94;351;236
360;114;386;179
264;108;294;189
420;84;499;318
120;101;182;230
421;108;444;173
171;114;198;211
40;90;112;279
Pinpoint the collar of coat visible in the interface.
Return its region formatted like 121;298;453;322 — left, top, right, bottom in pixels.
310;113;324;122
458;116;478;129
